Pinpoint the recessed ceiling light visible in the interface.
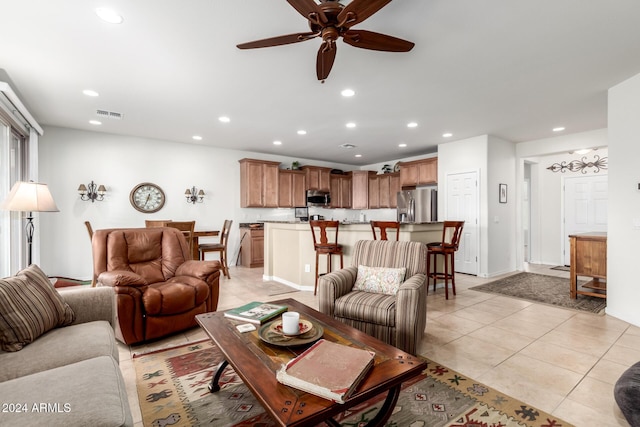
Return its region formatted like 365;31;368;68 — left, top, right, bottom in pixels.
398;143;407;148
89;120;102;125
192;135;203;141
95;8;123;24
407;122;418;128
83;89;99;97
553;127;565;132
297;130;307;135
341;89;355;97
574;148;592;155
273;140;282;145
442;132;453;138
346;122;356;128
355;154;362;158
218;116;230;123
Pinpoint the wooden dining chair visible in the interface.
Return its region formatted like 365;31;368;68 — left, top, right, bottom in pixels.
199;220;232;279
370;221;401;241
165;221;196;259
145;219;172;228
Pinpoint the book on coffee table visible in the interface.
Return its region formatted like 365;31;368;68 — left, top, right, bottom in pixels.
224;301;287;324
276;339;375;403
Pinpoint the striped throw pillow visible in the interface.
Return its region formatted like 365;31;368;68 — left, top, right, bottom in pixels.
0;264;75;351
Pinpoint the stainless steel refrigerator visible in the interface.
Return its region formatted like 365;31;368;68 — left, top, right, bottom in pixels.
397;187;438;223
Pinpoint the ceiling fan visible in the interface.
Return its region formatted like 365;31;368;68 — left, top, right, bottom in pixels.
237;0;415;81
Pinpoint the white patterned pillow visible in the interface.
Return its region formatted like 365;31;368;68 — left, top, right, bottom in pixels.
353;265;407;295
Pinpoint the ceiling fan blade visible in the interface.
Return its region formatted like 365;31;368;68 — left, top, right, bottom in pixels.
237;32;318;49
337;0;392;28
287;0;328;25
343;30;414;52
316;41;337;81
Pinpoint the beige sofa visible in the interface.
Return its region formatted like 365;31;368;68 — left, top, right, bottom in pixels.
0;285;133;426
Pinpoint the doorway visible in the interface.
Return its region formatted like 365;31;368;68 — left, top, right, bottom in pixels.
445;171;479;275
562;174;608;265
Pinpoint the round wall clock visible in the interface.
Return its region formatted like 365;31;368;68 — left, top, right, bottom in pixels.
129;182;166;213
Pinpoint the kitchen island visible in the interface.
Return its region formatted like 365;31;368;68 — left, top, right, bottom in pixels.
263;221;443;290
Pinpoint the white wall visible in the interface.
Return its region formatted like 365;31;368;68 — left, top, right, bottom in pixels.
37;126;356;279
607;73;640;326
487;136;517;275
437;135;489;276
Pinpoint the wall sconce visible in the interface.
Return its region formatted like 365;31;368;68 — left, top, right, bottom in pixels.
78;181;106;202
185;186;205;204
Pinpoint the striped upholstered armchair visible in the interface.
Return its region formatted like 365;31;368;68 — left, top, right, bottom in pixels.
318;239;427;355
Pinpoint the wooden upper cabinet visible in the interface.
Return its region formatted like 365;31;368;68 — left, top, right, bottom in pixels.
351;170;377;209
301;166;332;191
378;174;391;208
330;173;352;208
368;175;380;209
399;157;438;188
239;158;280;208
278;170;306;208
389;172;400;208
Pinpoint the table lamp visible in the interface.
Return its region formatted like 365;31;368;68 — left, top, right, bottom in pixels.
1;181;59;266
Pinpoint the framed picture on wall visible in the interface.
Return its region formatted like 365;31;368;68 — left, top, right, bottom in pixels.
499;184;507;204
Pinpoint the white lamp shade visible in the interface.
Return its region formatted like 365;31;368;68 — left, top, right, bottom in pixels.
1;181;59;212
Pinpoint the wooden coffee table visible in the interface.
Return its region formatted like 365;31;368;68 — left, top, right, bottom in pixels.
195;298;427;427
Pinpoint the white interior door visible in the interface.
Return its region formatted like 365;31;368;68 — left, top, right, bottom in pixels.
446;171;479;275
563;175;608;265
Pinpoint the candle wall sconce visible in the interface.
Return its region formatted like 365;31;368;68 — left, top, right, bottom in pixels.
185;186;205;204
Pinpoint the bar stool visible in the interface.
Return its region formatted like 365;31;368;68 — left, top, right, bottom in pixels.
370;220;401;241
310;220;343;295
426;221;464;299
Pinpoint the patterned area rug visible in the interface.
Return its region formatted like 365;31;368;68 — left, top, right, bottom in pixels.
470;272;606;314
133;340;573;427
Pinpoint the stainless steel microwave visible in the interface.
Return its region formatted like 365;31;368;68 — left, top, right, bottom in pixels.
306;190;331;207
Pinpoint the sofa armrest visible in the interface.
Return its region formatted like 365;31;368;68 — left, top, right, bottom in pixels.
317;266;358;317
175;260;221;280
395;273;427;355
97;270;148;287
59;286;116;327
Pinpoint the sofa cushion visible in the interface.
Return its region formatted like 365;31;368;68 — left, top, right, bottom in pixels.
0;320;118;382
0;355;133;427
334;291;396;326
353;265;406;295
0;264;75;351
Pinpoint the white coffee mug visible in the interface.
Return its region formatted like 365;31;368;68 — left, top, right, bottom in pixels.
281;312;300;335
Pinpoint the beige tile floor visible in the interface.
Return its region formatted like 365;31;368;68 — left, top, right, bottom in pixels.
119;264;636;427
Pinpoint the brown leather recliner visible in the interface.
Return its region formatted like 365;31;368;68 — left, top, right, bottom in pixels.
92;227;221;345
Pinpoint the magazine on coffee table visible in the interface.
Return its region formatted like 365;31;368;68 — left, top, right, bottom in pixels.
276;339;375;403
224;301;287;324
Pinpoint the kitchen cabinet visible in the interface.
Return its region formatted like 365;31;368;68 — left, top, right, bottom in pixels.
389;172;400;208
368;175;380;208
330;173;352;208
278;170;306;207
378;174;393;208
399;157;438;188
351;171;377;209
240;226;264;268
301;166;332;191
239;158;280;208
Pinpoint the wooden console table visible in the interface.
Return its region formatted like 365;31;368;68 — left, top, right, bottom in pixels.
569;232;607;299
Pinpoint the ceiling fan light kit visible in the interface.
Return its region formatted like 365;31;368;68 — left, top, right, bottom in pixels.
237;0;414;81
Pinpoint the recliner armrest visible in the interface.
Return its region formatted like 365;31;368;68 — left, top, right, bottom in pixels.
97;270;148;287
175;260;221;280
